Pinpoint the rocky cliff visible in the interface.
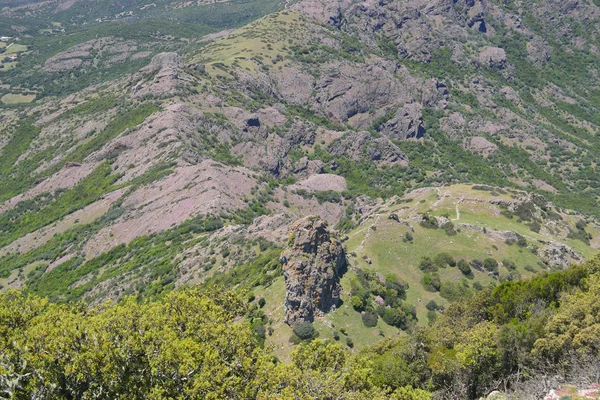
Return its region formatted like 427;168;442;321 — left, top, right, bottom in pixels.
280;216;347;325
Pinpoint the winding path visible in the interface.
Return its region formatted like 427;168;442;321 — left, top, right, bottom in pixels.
355;214;380;253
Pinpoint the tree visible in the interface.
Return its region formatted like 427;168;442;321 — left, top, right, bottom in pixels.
383;308;407;329
351;295;365;311
258;297;266;308
425;300;439;311
534;274;600;361
423;273;441;292
0;289;263;399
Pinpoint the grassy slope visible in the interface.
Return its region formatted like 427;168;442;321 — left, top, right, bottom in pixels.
257;184;598;356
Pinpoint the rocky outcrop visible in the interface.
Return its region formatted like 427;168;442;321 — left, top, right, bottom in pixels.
478;47;508;69
527;36;553;67
467;136;498;155
311;59;415;126
328;132;409;165
540;243;582;268
281;216;347;325
290;0;353;26
380;103;425;141
132;52;194;98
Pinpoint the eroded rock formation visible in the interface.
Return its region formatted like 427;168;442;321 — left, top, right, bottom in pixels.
281;216;346;325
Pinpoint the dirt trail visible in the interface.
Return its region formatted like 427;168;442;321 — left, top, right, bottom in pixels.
453;199;463;221
356;214;380;253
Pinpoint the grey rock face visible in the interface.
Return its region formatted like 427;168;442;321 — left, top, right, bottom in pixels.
281;216;347;325
380;103;425;141
328;131;409;164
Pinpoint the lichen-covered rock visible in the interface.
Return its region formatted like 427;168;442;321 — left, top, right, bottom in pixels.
478;47;508;69
468;136;498;156
281;216;347;325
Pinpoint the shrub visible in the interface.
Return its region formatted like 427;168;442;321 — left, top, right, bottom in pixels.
293;322;315;340
471;259;484;271
457;259;473;277
258;298;266;308
528;220;541;233
404;232;414;242
419;257;438;273
425;300;439;311
427;310;437;324
401;303;417;320
442;222;457;236
346;336;354;348
362;312;379;328
484;258;499;272
385;274;408;300
434;253;456;268
440;281;472;302
254;324;266;339
420;215;438;229
524;265;536;273
422;273;441;292
516;234;528;247
502;259;517;270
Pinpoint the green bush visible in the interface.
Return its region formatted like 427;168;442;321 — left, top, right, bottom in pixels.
382;308;407;329
434;253;456;268
484;258;499;273
425;300;439;311
351;295;364;311
362;312;379;328
293;322;316;340
422;273;441;292
419;257;438;273
457;260;473;277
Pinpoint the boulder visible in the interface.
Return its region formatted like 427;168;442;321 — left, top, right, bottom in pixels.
478;47;508;69
468;136;498;155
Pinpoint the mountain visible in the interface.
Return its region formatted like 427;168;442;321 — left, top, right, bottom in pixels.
1;0;600;397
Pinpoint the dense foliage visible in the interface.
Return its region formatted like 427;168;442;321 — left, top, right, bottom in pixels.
2;256;600;399
366;256;600;399
0;289;429;400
